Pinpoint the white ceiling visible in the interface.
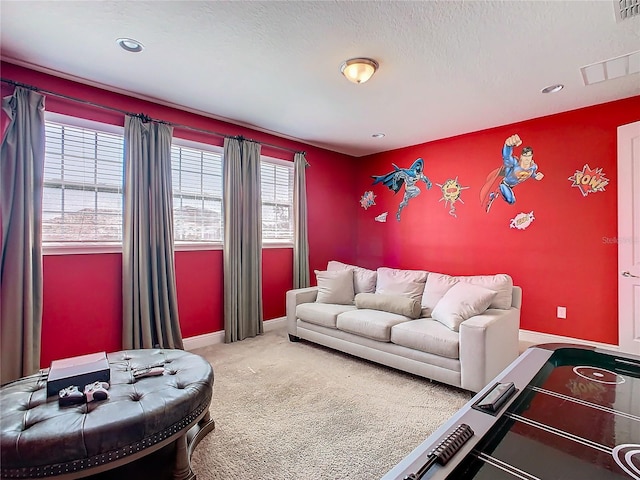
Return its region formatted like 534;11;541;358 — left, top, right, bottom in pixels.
1;1;639;157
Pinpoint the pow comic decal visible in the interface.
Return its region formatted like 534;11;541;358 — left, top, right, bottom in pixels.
568;164;609;197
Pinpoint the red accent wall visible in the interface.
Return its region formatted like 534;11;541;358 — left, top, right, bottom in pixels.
2;62;357;367
356;96;640;345
41;254;122;366
4;61;637;364
262;249;294;320
174;250;224;338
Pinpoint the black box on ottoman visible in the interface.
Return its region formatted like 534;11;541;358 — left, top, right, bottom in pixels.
46;352;110;397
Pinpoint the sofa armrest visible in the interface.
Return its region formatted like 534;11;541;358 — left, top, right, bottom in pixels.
286;287;318;336
458;307;520;392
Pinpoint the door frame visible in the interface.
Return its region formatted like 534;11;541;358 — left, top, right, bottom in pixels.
617;120;640;354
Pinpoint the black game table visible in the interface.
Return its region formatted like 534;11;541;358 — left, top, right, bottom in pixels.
382;344;640;480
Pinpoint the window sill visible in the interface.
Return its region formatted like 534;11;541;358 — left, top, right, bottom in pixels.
174;242;223;251
43;243;122;255
262;242;293;249
43;241;291;255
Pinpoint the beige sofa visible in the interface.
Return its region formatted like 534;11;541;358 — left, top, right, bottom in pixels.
286;262;522;392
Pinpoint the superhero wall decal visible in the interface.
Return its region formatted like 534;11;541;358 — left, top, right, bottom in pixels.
371;158;432;221
436;177;469;218
568;164;609;196
359;190;376;209
480;134;544;213
364;132;602;225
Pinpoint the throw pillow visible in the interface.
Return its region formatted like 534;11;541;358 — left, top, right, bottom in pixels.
457;274;513;310
375;267;428;297
431;282;498;332
314;269;355;305
355;293;422;319
420;272;459;318
327;260;377;294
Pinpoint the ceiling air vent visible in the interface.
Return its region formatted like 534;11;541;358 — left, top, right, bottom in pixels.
614;0;640;21
580;50;640;85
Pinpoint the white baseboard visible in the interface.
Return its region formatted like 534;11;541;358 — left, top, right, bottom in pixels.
264;316;286;331
183;317;286;351
519;329;619;352
183;330;225;351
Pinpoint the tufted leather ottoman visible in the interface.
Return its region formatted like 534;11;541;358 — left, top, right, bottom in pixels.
1;349;214;479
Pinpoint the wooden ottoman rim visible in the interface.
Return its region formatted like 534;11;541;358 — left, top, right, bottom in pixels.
1;349;214;479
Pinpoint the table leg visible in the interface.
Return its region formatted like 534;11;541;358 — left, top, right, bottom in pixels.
172;434;195;480
172;412;215;480
187;411;216;456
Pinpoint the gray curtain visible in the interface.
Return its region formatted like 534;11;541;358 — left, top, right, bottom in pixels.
122;115;183;350
293;152;310;289
0;87;45;384
223;137;263;342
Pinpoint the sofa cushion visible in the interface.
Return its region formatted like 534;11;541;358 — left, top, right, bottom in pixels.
336;309;409;342
457;274;513;310
355;293;421;319
391;319;460;359
375;267;427;301
314;269;355;305
327;261;377;294
420;272;459;318
431;282;498;331
296;302;357;329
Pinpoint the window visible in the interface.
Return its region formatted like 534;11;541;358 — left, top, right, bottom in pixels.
261;157;294;244
41;113;293;250
42;114;124;246
171;140;223;244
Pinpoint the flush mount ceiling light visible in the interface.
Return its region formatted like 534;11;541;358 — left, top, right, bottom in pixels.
116;38;144;53
371;133;385;138
541;84;564;94
340;58;379;84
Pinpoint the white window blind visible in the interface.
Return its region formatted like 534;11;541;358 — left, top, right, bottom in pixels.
171;141;223;243
41;114;293;250
261;158;294;243
43;119;124;244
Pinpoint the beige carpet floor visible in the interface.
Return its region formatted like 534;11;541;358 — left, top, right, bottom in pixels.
190;326;472;480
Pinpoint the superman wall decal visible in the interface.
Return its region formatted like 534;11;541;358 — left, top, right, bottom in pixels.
480;134;544;213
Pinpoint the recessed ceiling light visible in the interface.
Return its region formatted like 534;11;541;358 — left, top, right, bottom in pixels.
371;133;385;138
116;38;144;53
541;84;564;94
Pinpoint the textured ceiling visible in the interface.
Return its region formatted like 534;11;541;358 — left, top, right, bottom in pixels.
1;1;639;157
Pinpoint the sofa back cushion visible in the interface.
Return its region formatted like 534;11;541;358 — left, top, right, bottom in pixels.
420;272;459;317
314;269;355;305
327;261;377;294
457;274;513;309
375;267;427;300
420;272;514;316
431;282;498;331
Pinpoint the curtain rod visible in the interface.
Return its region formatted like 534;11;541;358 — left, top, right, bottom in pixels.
1;78;305;156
